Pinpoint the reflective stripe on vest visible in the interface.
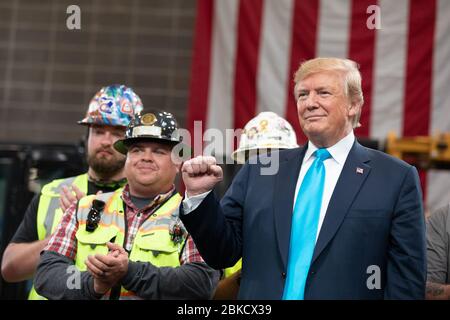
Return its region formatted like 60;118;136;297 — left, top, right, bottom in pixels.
29;173;88;300
75;189;185;299
36;174;88;240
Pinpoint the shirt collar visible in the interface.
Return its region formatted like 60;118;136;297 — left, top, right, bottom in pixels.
121;184;176;212
304;130;355;165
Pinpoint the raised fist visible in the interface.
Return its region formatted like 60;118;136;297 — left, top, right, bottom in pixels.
181;156;223;197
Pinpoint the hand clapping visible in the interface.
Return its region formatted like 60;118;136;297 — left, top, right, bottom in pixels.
85;242;129;295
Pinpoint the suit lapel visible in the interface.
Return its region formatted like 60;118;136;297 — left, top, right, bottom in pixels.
273;147;306;269
311;141;371;264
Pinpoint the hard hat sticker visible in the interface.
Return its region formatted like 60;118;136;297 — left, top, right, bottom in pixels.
132;126;162;137
141;113;157;125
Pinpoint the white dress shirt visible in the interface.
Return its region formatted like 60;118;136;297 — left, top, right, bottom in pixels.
295;131;355;242
183;131;356;240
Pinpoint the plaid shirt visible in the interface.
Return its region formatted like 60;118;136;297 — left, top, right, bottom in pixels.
45;184;204;264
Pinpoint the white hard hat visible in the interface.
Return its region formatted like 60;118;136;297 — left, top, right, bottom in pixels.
232;111;298;164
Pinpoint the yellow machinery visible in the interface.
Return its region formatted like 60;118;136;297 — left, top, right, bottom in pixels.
386;132;450;169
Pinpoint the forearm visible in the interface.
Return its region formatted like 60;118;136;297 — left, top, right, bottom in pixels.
121;261;220;300
34;251;102;300
180;193;242;269
426;281;450;300
213;270;241;300
1;239;49;282
181;164;249;270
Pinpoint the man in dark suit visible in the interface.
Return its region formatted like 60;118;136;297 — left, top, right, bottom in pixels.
180;57;426;299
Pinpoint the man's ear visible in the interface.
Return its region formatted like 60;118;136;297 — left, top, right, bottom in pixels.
84;127;90;145
348;102;362;128
348;102;361;116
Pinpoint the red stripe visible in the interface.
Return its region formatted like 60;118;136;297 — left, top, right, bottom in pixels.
233;0;264;130
403;0;435;137
349;0;377;138
187;0;214;156
285;0;319;146
183;0;213;193
403;0;436;203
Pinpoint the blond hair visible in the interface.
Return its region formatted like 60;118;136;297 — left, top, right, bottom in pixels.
293;57;364;128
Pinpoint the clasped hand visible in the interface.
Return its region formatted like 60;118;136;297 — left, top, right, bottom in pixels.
85;242;129;295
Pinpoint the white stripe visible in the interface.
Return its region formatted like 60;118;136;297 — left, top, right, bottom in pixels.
316;0;351;58
427;169;450;213
370;0;409;139
206;0;239;134
257;0;294;117
427;0;450;214
431;0;450;133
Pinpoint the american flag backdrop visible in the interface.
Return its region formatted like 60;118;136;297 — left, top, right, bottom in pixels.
186;0;450;213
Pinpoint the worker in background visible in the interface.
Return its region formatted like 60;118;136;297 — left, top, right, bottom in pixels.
426;203;450;299
213;111;298;300
1;84;143;299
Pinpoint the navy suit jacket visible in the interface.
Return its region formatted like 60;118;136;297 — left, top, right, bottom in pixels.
180;141;426;299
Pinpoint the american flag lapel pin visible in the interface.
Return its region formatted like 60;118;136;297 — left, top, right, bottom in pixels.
356;167;364;174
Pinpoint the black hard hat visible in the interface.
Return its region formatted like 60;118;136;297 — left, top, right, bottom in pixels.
113;109;182;155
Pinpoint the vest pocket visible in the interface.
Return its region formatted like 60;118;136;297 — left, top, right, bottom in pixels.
75;227;119;271
130;230;180;267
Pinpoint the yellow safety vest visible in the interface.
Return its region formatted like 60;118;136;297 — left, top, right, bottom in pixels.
74;188;185;300
224;259;242;278
29;173;88;300
36;174;88;241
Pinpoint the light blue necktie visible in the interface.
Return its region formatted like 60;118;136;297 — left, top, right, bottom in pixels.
283;148;331;300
